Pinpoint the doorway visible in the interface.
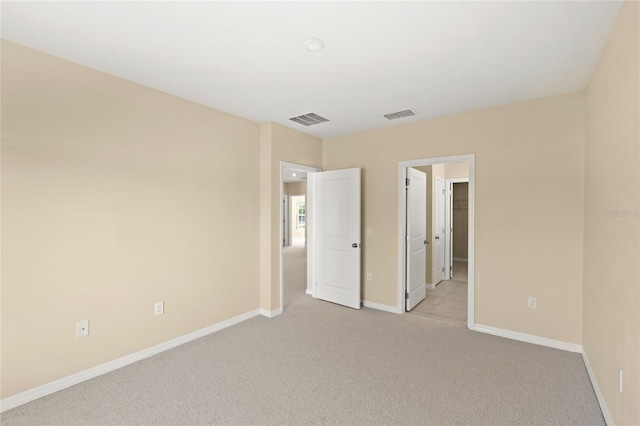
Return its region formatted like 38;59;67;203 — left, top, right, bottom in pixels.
281;163;317;310
398;155;475;329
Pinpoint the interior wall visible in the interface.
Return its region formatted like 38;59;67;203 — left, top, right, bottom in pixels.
1;41;261;399
445;162;469;179
583;1;639;424
452;183;469;260
323;91;586;344
285;181;306;196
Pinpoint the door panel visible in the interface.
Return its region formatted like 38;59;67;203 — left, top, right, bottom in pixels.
434;177;445;284
406;168;427;311
316;168;361;309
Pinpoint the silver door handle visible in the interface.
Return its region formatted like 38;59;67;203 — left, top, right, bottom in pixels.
435;236;440;240
352;243;359;248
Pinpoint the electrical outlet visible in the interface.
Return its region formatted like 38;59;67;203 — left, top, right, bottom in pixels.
76;320;89;337
618;367;623;392
366;273;373;282
527;297;537;309
154;302;164;316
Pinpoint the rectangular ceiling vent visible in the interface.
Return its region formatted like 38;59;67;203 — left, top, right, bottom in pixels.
289;113;329;126
384;109;417;120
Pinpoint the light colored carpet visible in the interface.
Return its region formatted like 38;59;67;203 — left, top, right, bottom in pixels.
1;252;604;425
283;245;307;309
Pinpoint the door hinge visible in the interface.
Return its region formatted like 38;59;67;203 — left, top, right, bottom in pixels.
442;267;445;272
405;292;409;300
442;189;445;194
406;178;410;186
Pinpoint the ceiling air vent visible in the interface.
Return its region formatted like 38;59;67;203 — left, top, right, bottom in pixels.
384;109;416;120
289;113;329;126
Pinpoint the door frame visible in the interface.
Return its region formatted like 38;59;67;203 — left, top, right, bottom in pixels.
445;178;469;280
280;162;321;312
397;154;476;330
282;195;290;247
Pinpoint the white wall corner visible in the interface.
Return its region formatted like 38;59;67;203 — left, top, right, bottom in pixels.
581;351;613;426
260;307;283;318
362;300;402;314
473;324;583;353
0;308;261;413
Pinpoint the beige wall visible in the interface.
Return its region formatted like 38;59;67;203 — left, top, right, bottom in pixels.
583;2;640;424
260;123;321;313
445;162;469;179
284;181;306;196
324;91;586;344
1;42;261;398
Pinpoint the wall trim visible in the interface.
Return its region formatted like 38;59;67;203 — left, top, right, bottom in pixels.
260;307;283;318
0;308;262;413
582;351;613;425
305;289;313;295
473;324;582;353
425;282;436;290
453;257;468;262
362;300;402;314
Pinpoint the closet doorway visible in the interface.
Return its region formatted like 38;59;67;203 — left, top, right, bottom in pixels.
399;155;474;328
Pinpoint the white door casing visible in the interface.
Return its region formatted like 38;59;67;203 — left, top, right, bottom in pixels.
447;182;453;279
434;177;445;285
406;168;427;311
282;195;289;246
316;168;361;309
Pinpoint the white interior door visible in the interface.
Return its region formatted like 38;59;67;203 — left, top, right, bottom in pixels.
316;168;361;309
406;168;427;311
434;177;445;284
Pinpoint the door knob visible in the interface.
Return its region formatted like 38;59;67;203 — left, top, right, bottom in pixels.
424;240;428;245
352;243;359;248
435;236;440;240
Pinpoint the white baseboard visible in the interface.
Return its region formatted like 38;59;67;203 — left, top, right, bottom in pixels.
425;282;436;290
453;257;468;262
305;289;313;296
473;324;582;353
362;300;402;314
0;308;261;413
260;307;283;318
582;351;613;425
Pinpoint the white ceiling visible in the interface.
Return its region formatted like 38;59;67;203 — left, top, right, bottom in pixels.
1;1;622;139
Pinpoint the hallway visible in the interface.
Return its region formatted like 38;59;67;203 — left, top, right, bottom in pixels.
409;261;468;324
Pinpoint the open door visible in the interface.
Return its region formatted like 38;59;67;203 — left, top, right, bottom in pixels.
434;177;445;284
406;168;427;311
316;168;361;309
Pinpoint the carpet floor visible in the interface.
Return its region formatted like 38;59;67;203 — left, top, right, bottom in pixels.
1;248;604;425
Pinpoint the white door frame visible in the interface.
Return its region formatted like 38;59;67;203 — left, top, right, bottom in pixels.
397;154;476;330
280;161;321;312
282;195;290;247
445;178;469;280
